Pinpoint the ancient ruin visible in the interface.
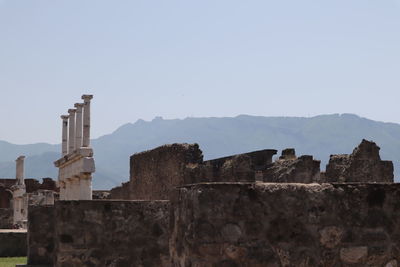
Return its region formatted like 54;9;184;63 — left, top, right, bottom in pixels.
54;94;95;200
24;137;399;266
1;94;399;266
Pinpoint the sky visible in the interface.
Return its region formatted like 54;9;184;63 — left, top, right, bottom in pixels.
0;0;399;144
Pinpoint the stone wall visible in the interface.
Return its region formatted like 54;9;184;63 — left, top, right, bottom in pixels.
326;139;394;183
27;205;55;266
0;230;27;257
130;143;203;200
170;182;400;266
0;208;13;228
54;200;170;267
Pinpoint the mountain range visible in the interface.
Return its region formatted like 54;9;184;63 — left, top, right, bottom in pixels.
0;113;399;189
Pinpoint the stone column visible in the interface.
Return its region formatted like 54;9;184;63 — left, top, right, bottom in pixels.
81;95;93;147
61;115;69;156
68;109;76;153
16;156;25;185
74;103;84;150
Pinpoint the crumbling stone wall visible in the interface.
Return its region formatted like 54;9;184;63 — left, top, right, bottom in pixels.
126;144;277;200
0;208;13;228
194;149;277;183
263;149;321;183
54;200;170;267
109;182;130;200
171;182;400;266
27;205;55;266
130;143;203;200
326;139;394;183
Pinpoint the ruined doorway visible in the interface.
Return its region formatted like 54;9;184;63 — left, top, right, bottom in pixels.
0;186;12;208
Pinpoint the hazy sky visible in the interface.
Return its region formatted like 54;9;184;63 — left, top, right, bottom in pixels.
1;0;399;144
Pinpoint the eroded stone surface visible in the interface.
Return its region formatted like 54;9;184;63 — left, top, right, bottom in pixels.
170;182;400;266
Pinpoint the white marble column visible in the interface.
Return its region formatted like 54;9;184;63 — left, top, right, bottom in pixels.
61;115;69;156
81;95;93;147
74;103;84;150
16;156;25;185
68;108;76;153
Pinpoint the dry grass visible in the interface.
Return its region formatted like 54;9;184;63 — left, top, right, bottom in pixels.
0;257;27;267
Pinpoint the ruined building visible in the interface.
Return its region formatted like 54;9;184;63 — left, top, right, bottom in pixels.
325;139;394;183
0;157;57;230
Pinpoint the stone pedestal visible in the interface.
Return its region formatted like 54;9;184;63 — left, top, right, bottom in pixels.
55;148;95;200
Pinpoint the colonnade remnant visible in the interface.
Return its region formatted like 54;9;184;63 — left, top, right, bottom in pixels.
11;156;27;226
54;94;95;200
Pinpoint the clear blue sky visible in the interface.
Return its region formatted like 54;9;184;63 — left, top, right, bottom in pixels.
1;0;399;144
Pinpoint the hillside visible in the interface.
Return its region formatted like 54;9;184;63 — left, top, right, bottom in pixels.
0;114;399;189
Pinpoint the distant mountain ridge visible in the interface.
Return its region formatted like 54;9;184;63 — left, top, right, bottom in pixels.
0;114;399;189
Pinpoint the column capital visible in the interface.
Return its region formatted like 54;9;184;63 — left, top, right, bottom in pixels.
68;108;77;114
81;94;93;103
61;115;69;120
16;156;25;162
74;103;84;109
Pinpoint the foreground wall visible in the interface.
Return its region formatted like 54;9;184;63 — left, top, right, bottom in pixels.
171;182;400;266
0;230;27;257
54;200;170;267
27;205;55;266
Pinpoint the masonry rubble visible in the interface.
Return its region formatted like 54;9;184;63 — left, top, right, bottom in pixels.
325;139;394;183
